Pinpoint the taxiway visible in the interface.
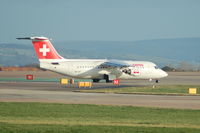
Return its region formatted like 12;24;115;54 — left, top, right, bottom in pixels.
0;71;200;109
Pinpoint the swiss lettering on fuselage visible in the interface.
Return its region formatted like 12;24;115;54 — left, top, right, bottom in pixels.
132;64;144;68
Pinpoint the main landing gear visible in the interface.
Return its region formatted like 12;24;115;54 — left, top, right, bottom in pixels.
92;74;115;83
93;79;100;83
104;74;112;83
149;79;160;83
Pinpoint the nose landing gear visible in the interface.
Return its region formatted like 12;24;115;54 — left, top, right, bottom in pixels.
155;80;160;83
149;79;160;83
149;79;160;88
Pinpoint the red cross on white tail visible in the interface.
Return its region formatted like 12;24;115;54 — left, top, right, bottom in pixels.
20;37;64;59
39;44;50;56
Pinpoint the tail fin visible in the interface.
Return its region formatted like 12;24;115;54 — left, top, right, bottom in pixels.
17;37;64;60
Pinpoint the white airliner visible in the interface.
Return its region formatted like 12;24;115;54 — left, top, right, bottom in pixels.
17;37;168;83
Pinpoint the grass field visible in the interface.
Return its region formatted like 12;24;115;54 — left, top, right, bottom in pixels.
0;102;200;133
80;85;200;95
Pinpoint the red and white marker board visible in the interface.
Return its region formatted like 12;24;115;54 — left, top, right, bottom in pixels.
26;75;33;80
113;79;120;85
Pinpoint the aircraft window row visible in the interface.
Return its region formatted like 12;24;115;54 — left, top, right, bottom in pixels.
77;66;94;68
98;66;108;69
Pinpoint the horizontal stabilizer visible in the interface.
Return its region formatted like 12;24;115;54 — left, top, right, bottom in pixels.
16;37;32;40
16;37;49;41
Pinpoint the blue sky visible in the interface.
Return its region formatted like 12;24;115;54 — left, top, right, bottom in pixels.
0;0;200;43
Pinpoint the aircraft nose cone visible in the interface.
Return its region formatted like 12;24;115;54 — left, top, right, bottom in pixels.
162;71;168;77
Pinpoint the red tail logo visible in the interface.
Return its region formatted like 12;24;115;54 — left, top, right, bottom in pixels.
32;38;63;59
17;37;63;59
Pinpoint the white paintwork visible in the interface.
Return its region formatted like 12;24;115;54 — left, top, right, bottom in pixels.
39;59;168;80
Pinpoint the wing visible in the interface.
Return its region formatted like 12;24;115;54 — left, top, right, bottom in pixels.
100;60;131;68
100;60;135;76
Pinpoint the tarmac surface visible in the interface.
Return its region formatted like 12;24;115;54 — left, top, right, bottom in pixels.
0;71;200;109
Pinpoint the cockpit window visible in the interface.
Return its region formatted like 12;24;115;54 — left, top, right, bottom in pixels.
154;66;159;69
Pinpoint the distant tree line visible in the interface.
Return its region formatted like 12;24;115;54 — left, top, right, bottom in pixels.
21;63;40;68
162;61;200;72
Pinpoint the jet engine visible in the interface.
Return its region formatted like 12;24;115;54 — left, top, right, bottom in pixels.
121;68;132;75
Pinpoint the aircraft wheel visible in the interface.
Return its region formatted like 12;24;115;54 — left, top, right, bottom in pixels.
103;74;112;83
155;80;160;83
93;79;100;83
